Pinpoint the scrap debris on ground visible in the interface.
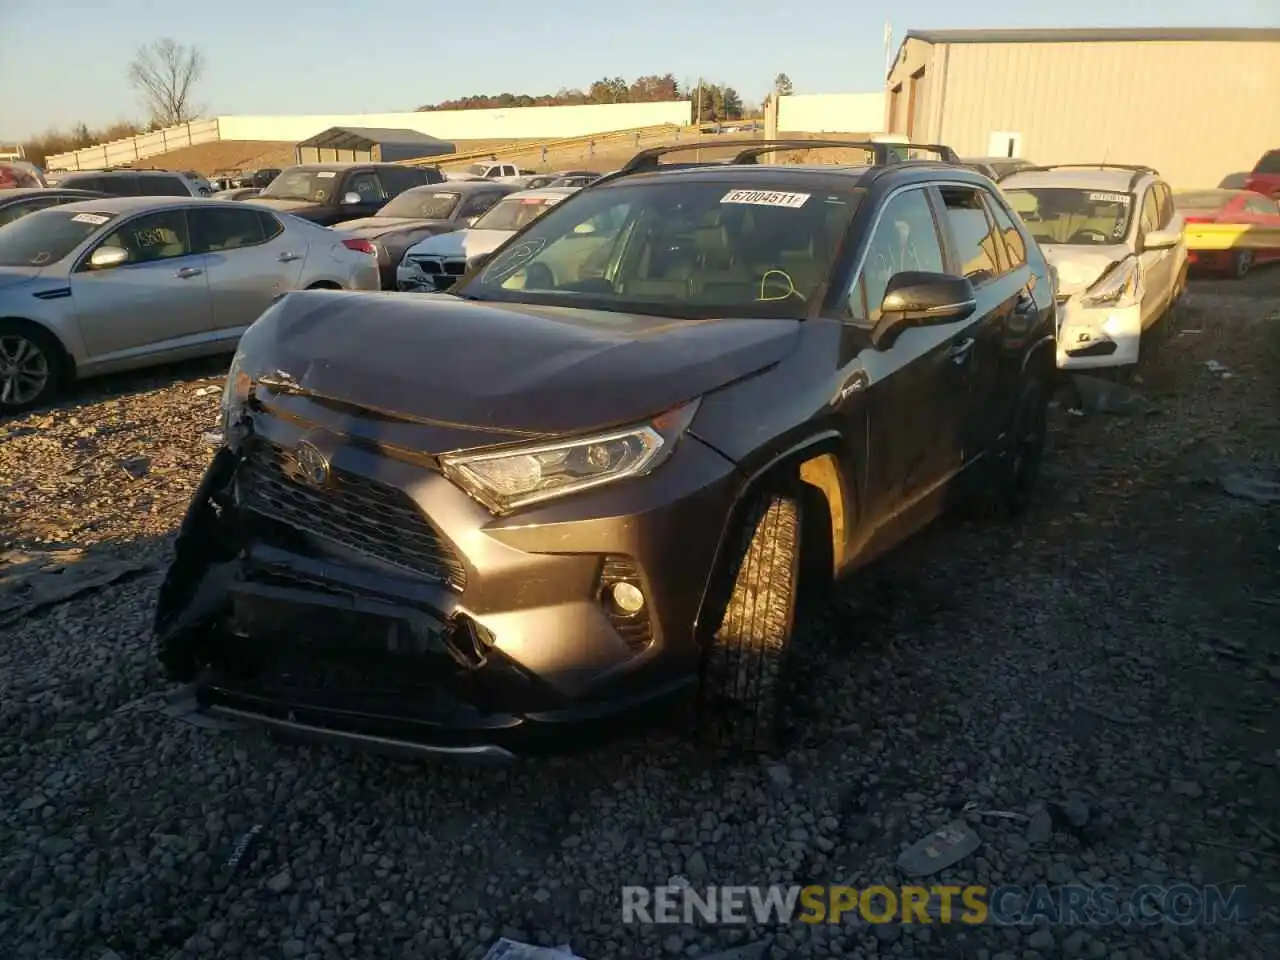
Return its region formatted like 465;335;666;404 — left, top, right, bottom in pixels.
0;274;1278;959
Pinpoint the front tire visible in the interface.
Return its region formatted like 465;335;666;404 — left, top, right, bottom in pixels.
0;321;63;414
699;486;803;754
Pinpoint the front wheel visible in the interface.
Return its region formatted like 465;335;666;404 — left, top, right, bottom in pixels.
699;486;804;754
0;322;63;414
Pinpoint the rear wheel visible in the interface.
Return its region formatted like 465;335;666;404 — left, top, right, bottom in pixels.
0;321;63;414
1232;249;1253;280
967;376;1049;518
699;485;804;754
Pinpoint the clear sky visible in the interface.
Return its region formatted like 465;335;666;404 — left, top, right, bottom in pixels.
2;1;1276;139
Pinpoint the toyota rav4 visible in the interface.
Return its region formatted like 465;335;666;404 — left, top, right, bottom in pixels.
155;140;1058;759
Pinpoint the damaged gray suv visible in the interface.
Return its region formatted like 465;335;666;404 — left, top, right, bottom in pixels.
155;141;1058;759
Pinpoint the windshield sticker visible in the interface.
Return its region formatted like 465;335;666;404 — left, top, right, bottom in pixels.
721;189;811;208
434;192;454;198
315;171;337;179
71;213;110;225
1089;192;1129;204
479;238;547;284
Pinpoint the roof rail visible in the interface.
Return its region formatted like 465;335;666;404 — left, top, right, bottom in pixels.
594;138;962;186
1001;162;1159;191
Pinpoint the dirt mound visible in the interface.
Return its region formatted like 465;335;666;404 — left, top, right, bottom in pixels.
130;141;297;175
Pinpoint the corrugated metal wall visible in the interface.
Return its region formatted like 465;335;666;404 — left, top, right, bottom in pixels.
928;40;1280;188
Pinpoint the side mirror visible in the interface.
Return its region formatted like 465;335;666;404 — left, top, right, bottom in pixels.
870;271;976;350
88;246;129;270
1141;227;1180;251
341;192;362;205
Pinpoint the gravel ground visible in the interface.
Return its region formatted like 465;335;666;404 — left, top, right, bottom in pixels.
2;271;1279;960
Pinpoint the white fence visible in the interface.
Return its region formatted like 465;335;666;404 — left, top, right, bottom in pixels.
44;94;888;171
46;119;223;171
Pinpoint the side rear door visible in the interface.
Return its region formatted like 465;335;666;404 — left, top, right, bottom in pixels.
1136;184;1172;329
69;208;213;360
1242;194;1280;263
965;185;1051;461
190;207;303;336
137;173;193;197
378;165;426;200
833;184;971;559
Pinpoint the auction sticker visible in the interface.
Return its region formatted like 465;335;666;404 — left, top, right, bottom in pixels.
1088;192;1129;204
316;171;337;178
721;189;810;208
71;213;110;225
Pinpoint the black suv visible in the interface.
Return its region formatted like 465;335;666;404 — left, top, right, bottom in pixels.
250;162;447;226
157;140;1057;759
43;169;199;197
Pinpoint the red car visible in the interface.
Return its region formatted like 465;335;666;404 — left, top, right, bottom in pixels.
1175;188;1280;279
1244;149;1280;200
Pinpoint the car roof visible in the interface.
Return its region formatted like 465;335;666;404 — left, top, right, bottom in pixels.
0;187;102;201
594;163;879;192
999;167;1150;192
506;186;581;200
963;156;1032;165
283;162;402;171
49;196;233;214
59;169;182;178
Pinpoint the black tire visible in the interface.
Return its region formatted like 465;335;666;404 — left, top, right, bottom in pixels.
699;486;804;754
0;320;64;414
1232;249;1253;280
968;376;1050;518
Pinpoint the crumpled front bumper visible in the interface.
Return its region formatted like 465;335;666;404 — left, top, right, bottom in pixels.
1055;299;1142;370
153;440;707;760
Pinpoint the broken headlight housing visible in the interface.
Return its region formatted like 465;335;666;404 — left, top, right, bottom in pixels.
440;400;700;515
1080;257;1142;309
220;350;253;435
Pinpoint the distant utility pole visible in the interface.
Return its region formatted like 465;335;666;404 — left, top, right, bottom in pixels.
884;21;893;77
695;78;704;127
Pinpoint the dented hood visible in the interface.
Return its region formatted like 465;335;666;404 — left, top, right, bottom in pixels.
1041;244;1131;296
238;291;801;435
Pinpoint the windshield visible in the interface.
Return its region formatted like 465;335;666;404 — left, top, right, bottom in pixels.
259;169;337;203
1173;190;1235;216
455;181;861;318
0;209;117;267
1004;187;1133;245
377;189;460;220
472;196;564;232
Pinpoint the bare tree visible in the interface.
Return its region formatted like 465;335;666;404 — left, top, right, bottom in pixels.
128;39;205;128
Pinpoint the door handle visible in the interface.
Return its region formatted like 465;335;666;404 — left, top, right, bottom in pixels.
948;337;975;364
277;252;301;262
175;267;203;279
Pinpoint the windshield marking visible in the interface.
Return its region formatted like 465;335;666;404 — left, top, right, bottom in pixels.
1089;192;1129;204
315;171;336;178
721;189;811;208
71;213;110;225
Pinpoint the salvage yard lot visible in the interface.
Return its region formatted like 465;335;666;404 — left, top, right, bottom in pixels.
1;274;1279;959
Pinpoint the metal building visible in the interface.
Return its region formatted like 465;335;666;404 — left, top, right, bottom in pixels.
294;127;457;165
885;28;1280;189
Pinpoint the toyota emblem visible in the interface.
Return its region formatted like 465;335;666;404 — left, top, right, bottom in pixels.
293;440;331;487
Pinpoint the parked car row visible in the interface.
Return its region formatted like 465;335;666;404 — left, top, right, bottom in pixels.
0;196;380;410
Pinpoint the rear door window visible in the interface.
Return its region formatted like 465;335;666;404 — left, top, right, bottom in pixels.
138;174;190;197
378;166;425;196
937;186;1003;284
190;207;269;252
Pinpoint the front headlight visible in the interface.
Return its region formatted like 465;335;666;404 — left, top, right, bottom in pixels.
1080;257;1142;309
220;350;253;434
440;400;701;515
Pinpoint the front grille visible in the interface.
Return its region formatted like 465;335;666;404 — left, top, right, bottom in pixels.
409;256;467;276
238;440;467;590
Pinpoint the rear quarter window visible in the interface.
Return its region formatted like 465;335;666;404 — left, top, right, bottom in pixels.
139;174;190;197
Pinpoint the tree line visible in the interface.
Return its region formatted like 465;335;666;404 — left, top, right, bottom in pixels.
417;74;772;123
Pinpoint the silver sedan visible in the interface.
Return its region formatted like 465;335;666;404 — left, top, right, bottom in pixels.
0;196;381;412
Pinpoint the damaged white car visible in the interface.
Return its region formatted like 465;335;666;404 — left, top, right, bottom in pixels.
1000;164;1187;372
395;187;578;293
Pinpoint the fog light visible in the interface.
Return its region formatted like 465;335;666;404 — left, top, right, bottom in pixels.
610;581;645;616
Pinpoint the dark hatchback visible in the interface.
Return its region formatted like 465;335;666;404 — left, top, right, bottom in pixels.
337;181;519;288
156;141;1058;759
